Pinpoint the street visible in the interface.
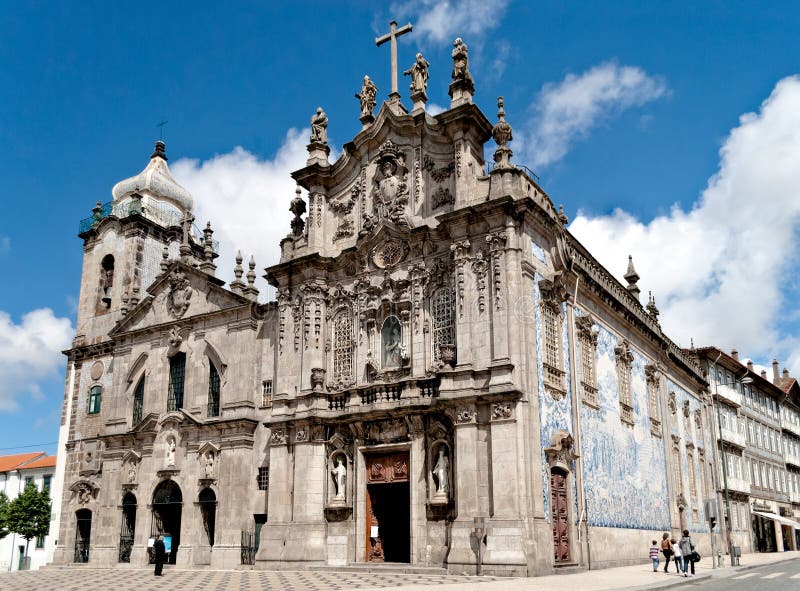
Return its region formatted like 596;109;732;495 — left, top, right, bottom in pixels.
693;559;800;591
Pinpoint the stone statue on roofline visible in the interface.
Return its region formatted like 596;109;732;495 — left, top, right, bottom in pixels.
449;37;475;107
356;75;378;125
309;107;328;144
404;53;430;111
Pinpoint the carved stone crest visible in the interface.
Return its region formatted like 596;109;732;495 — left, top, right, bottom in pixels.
454;405;476;424
491;402;513;420
371;140;410;227
372;239;408;269
544;430;579;467
71;481;96;506
167;270;193;319
270;428;287;446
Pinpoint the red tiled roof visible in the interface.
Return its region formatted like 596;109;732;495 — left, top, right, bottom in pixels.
0;452;46;472
21;455;57;470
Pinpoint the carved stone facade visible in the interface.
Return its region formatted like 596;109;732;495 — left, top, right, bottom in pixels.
55;31;712;578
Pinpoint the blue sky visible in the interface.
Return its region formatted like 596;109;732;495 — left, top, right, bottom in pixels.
2;1;799;453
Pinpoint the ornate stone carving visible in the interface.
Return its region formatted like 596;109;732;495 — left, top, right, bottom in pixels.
431;186;454;209
454;405;476;424
371;140;410;228
455;140;463;177
289;187;306;237
668;391;678;415
168;326;182;348
471;250;488;313
439;344;456;368
491;402;513;420
364;418;408;443
682;399;691;418
492;97;514;169
694;409;703;430
72;482;95;506
311;367;326;392
295;427;308;443
544;430;579;467
166;270;192;319
270;427;287;446
451;239;470;318
372;238;408;268
575;315;598;344
487;232;507;310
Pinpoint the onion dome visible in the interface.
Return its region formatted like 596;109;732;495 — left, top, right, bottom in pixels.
111;141;194;212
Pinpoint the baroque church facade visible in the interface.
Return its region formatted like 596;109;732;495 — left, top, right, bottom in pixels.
53;31;717;576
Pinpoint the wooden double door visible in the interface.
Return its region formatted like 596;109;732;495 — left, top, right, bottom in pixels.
365;451;411;563
550;467;571;563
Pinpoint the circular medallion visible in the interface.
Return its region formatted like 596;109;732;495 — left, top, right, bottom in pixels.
90;361;104;381
373;239;406;268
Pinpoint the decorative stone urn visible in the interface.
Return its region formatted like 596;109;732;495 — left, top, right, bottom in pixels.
310;367;326;392
439;344;456;368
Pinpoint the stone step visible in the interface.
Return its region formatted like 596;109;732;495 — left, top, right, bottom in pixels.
553;563;589;575
307;562;448;576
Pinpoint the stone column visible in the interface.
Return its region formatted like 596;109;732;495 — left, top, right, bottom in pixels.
445;404;480;572
255;427;293;564
483;401;528;575
282;425;327;563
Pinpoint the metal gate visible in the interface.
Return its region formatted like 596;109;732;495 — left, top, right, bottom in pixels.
74;509;92;563
240;530;256;565
118;493;136;562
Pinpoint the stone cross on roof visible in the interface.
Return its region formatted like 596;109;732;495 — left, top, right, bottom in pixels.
375;20;413;100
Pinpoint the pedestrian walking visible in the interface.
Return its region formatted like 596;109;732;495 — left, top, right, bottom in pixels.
660;532;674;573
679;529;696;577
671;538;682;574
153;535;166;576
649;540;660;571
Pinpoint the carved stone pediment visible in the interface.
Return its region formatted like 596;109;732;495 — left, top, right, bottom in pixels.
69;480;99;506
544;429;579;468
363;417;409;444
109;263;250;337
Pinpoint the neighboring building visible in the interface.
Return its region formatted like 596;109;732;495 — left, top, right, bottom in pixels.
53;33;714;575
0;452;57;571
691;347;800;553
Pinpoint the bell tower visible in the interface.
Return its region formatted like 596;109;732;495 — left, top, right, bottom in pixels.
73;141;214;345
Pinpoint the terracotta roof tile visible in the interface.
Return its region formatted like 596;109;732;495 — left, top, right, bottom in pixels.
20;455;57;470
0;452;46;472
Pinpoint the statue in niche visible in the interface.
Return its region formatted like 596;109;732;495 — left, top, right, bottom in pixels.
356;75;378;118
381;316;402;368
432;446;449;499
404;53;430;94
166;437;176;467
127;462;137;484
204;452;214;478
331;456;347;503
310;107;328;144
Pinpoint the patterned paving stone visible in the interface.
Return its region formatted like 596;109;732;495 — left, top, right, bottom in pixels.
0;567;506;591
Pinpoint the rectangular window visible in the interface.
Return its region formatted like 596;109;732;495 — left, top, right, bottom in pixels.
616;343;634;425
257;466;269;490
36;535;45;549
167;352;186;411
673;447;683;495
688;452;697;504
88;385;101;414
261;380;273;408
541;303;565;397
43;475;52;493
24;476;33;489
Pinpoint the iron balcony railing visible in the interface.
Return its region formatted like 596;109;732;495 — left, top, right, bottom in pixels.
78;200;219;254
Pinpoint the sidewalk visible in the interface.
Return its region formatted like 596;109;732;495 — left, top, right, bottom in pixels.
390;551;800;591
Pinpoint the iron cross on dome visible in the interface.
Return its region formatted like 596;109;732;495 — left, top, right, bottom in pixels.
375;20;413;100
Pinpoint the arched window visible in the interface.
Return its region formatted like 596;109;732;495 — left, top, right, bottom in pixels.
432;287;455;362
99;255;114;309
207;363;220;417
88;386;102;414
332;309;354;384
167;352;186;412
132;377;144;425
381;316;402;368
198;488;217;547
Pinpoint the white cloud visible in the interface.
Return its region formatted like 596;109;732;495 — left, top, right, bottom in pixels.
0;308;73;412
394;0;509;44
569;75;800;374
171;129;311;293
427;103;446;116
525;61;668;168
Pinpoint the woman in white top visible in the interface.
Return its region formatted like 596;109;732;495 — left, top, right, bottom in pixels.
671;538;683;574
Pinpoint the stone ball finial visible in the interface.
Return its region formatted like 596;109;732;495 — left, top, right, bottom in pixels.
492;96;514;169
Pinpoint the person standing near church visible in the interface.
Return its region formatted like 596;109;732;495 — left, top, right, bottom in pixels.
649;540;660;571
660;532;673;572
679;529;696;577
153;535;166;576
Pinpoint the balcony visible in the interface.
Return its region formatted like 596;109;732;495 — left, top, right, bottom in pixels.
78;199;219;253
719;425;747;449
724;477;751;495
715;383;742;407
785;451;800;469
781;416;800;437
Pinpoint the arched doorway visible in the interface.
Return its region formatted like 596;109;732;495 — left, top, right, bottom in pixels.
198;488;216;548
151;480;182;564
550;467;570;563
74;509;92;563
118;492;137;562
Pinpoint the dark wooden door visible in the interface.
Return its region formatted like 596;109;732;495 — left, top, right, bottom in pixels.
550;468;570;563
365;452;409;562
